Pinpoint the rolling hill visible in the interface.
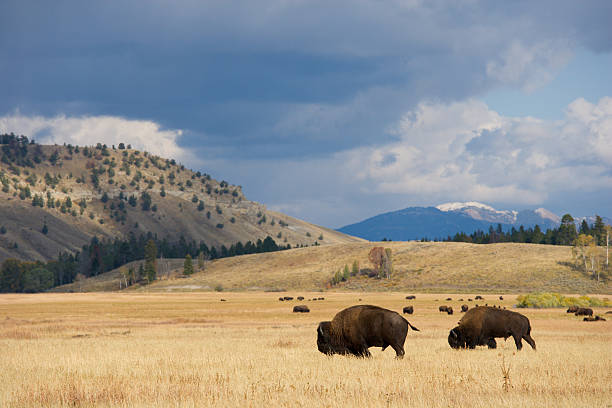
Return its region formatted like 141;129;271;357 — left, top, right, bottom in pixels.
52;241;612;294
0;135;362;264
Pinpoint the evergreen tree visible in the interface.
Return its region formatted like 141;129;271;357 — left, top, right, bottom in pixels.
42;223;48;235
592;215;606;245
144;239;157;283
558;214;577;245
183;254;194;275
579;219;591;236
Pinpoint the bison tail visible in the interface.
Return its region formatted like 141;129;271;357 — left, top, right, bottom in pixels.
408;322;420;332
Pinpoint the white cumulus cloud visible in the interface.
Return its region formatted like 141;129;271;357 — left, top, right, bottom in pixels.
0;113;198;166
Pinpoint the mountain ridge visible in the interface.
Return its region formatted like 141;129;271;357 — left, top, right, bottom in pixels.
338;201;609;241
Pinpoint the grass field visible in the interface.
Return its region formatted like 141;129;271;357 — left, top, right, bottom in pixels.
1;292;610;407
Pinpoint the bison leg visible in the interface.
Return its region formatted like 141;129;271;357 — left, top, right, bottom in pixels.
512;333;523;350
390;343;405;359
523;334;536;350
486;338;497;349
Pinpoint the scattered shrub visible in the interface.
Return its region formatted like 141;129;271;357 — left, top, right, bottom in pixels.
516;292;611;308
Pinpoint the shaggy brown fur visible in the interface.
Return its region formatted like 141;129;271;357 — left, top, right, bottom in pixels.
574;307;593;316
448;306;536;351
402;306;414;314
317;305;419;359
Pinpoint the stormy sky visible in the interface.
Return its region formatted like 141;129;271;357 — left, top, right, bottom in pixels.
1;0;611;227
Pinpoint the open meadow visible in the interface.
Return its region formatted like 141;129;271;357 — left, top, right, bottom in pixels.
1;292;610;407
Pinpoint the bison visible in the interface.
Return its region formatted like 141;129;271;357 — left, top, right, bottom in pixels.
279;297;284;301
445;297;452;301
402;306;414;314
574;307;593;316
439;306;449;312
461;304;469;312
405;295;416;300
583;315;606;322
448;306;536;351
293;305;310;313
297;296;305;301
566;306;579;313
283;296;294;301
447;307;454;315
475;295;483;300
499;296;504;300
317;305;419;358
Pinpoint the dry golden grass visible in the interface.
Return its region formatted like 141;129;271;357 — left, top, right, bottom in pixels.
58;241;610;293
1;292;610;407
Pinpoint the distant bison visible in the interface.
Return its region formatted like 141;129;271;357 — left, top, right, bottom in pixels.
448;306;536;350
283;296;294;301
574;308;593;316
583;315;606;322
318;297;325;300
461;304;469;312
468;298;473;302
279;297;284;301
499;296;504;300
439;306;449;313
566;306;579;313
475;295;483;300
446;297;452;301
297;296;304;301
293;305;310;313
405;295;416;300
605;311;612;314
317;305;419;358
402;306;414;314
220;299;226;302
446;307;454;315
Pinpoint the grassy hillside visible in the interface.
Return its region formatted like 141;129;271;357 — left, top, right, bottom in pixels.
54;241;611;294
0;138;362;263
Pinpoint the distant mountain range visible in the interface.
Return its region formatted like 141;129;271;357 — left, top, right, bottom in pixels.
337;201;610;242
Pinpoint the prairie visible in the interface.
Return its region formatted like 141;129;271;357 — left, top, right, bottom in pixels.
1;292;610;407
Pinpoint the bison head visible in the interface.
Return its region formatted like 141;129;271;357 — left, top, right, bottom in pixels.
448;327;466;349
317;321;350;355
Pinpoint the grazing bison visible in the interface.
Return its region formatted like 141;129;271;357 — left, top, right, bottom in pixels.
446;297;452;301
279;297;284;301
317;305;419;358
566;306;579;313
293;305;310;313
499;296;504;300
574;308;593;316
605;311;612;314
583;316;606;322
447;307;454;315
402;306;414;314
406;295;416;300
468;298;473;302
475;295;483;300
283;296;294;301
439;306;449;312
461;304;469;312
458;298;464;301
297;296;305;301
448;306;536;351
318;297;325;300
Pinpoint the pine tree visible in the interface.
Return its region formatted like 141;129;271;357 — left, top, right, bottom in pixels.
144;239;157;283
558;214;577;246
184;254;194;275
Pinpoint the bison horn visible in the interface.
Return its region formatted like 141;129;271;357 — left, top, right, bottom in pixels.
451;329;458;338
318;325;324;336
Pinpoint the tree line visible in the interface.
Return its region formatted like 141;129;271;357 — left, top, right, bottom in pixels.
0;233;289;293
443;214;609;246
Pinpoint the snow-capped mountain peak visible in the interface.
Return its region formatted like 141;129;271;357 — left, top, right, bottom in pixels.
436;201;496;212
436;201;518;224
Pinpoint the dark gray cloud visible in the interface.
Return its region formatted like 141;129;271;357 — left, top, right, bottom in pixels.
1;0;611;225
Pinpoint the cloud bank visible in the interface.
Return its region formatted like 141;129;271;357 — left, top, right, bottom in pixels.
0;113;195;166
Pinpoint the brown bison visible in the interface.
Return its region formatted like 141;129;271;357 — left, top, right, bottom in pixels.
279;297;284;301
583;315;606;322
402;306;414;314
475;295;483;300
566;306;579;313
439;306;449;312
461;304;469;312
405;295;416;300
293;305;310;313
574;307;593;316
447;307;454;315
445;297;452;301
317;305;419;358
283;296;294;301
448;306;536;351
499;296;504;300
297;296;305;301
